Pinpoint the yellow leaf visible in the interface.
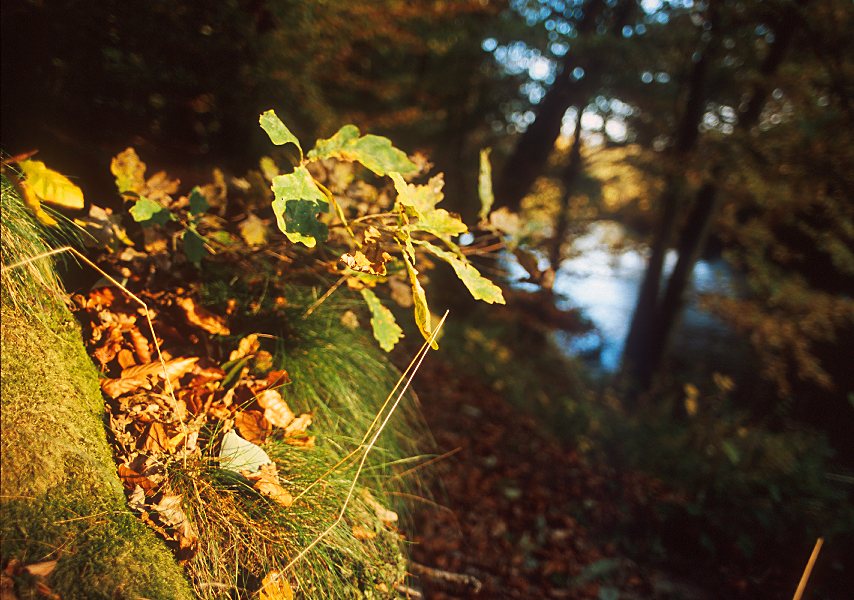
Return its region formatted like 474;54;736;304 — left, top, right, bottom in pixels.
238;213;268;246
18;159;84;210
110;147;147;194
259;572;294;600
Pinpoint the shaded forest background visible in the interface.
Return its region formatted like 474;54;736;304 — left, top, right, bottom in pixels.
2;0;852;597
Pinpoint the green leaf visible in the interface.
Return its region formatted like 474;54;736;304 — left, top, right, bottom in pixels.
188;187;209;216
401;251;436;348
18;159;85;209
259;109;303;161
478;148;494;223
309;125;417;176
419;240;505;305
390;172;444;216
183;227;207;266
360;288;404;352
129;197;172;226
271;166;329;247
417;208;468;238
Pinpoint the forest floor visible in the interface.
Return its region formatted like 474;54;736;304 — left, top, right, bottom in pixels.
408;359;735;600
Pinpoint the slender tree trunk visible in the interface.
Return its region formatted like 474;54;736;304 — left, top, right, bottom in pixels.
621;12;719;389
549;111;585;269
621;1;800;394
495;0;637;211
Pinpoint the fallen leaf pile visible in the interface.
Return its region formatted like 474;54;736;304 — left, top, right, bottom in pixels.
71;285;315;561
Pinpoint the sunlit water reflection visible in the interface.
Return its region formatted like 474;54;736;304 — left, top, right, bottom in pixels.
504;222;738;374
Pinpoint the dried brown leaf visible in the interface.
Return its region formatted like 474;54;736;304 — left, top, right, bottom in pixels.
101;376;150;399
117;348;137;369
352;524;377;540
256;389;295;428
21;560;57;578
141;422;171;454
117;464;157;493
284;413;312;436
362;489;398;523
235;410;271;445
246;464;293;508
229;334;260;361
129;327;152;363
175;296;230;335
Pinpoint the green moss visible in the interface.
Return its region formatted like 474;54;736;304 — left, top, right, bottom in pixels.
0;302;193;599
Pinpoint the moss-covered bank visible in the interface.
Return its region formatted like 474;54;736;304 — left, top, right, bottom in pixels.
0;299;192;599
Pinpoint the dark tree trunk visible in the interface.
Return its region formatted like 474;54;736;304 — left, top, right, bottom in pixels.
621;1;800;395
549;111;585;269
621;10;720;390
494;0;639;211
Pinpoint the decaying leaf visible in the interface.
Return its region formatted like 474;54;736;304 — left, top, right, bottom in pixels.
362;489;398;523
419;241;505;305
101;375;151;399
229;333;261;361
284;413;312;436
340;310;360;329
175;296;230;335
238;213;268;246
352;524;377;540
259;571;294;600
111;147;146;194
246;463;293;508
256;389;295;428
21;560;57;578
235;410;271;445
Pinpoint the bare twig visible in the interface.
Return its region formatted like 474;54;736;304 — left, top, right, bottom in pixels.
410;561;483;594
792;537;823;600
302;274;348;318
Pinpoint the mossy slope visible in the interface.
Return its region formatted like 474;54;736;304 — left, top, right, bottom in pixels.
0;300;192;599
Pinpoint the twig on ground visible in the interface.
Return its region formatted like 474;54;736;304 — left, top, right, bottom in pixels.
410;561;483;594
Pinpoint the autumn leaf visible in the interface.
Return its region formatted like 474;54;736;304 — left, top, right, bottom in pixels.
111;147;147;194
129;197;173;226
175;296;230;335
100;375;150;399
229;334;260;361
246;463;293;508
401;249;436;348
17;159;85;210
362;489;398;523
256;389;295;428
259;571;294;600
220;430;273;474
352;524;377;540
308;124;417;176
360;288;404;352
478;148;494;223
122;357;199;384
418;240;505;305
238;213;268;246
235;410;271;445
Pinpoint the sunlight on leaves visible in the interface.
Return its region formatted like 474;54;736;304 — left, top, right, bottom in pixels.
478;148;494;223
360;287;404;352
259;109;303;161
308;124;417;176
271;166;329;247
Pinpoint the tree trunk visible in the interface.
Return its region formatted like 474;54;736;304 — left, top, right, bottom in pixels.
621;1;800;395
549;110;585;269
